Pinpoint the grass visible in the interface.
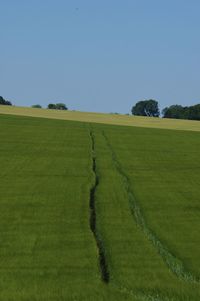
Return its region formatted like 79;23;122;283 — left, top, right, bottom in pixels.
102;125;200;278
93;126;200;300
0;114;137;301
0;112;200;300
1;104;200;132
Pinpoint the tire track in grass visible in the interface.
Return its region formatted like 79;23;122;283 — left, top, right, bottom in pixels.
89;130;168;301
89;129;188;300
111;282;180;301
102;130;199;284
89;130;109;283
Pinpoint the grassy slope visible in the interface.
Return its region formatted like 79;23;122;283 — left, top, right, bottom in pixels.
103;125;200;277
1;105;200;132
95;123;200;300
93;125;200;300
0;114;136;301
0;112;200;300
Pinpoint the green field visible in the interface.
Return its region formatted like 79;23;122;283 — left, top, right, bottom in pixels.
1;105;200;132
0;112;200;300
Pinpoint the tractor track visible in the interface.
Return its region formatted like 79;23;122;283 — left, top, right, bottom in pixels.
89;130;109;283
102;130;199;284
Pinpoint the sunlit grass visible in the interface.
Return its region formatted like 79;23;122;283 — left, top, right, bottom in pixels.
1;104;200;132
0;113;200;300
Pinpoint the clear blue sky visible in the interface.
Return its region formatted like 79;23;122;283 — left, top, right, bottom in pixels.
1;0;200;113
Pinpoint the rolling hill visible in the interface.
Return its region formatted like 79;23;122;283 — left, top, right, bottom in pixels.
0;109;200;300
1;105;200;132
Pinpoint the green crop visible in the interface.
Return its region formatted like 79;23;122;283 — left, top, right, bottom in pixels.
0;113;200;300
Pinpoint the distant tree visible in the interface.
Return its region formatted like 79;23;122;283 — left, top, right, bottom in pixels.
55;103;68;110
162;104;200;121
47;103;68;110
188;104;200;120
131;99;159;117
4;100;12;105
162;105;186;119
47;103;57;109
131;101;146;116
162;107;168;117
32;104;42;108
0;96;12;106
0;96;6;105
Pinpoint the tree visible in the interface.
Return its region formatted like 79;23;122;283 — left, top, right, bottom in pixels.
47;103;68;110
0;96;12;106
162;104;200;121
131;101;146;116
162;105;186;119
188;104;200;120
55;103;68;110
32;104;42;108
131;99;159;117
48;103;57;109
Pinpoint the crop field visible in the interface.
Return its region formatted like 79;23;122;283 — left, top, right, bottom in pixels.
0;112;200;300
1;105;200;132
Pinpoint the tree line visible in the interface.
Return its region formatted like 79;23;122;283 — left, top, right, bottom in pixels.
1;95;200;121
32;103;68;110
162;104;200;120
132;99;200;121
0;96;68;111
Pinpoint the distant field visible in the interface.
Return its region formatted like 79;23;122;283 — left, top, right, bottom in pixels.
0;113;200;300
1;104;200;132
